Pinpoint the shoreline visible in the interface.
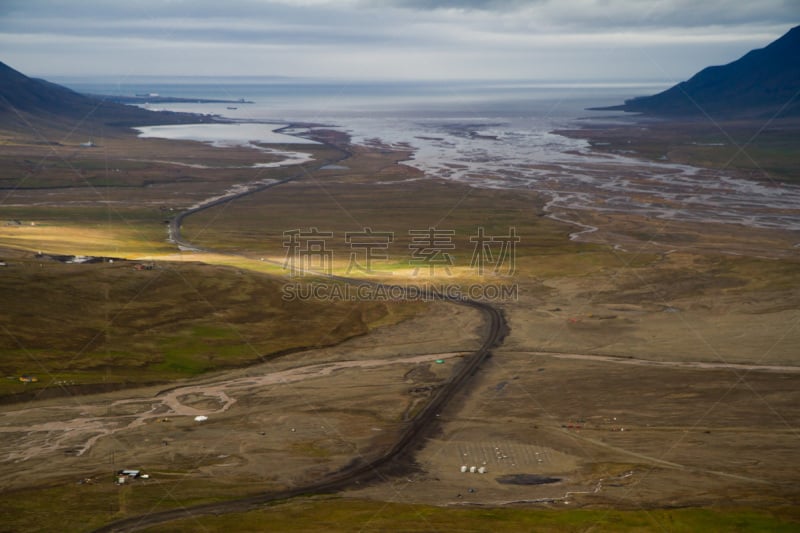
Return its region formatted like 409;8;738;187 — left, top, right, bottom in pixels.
89;93;255;105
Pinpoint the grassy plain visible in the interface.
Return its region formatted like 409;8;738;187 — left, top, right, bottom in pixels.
558;117;800;183
0;130;422;399
143;498;800;532
0;247;420;398
181;143;605;281
4;488;798;533
0;118;798;532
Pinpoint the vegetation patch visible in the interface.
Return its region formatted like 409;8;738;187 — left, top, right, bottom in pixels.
0;252;421;397
137;498;800;533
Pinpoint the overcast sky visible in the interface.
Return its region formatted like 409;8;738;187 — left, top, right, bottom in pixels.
1;0;796;81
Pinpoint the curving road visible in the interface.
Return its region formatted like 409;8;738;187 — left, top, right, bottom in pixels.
94;130;508;532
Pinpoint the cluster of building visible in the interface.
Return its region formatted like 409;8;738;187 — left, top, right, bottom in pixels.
115;469;150;484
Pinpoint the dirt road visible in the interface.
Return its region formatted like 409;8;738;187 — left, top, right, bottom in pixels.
93;131;509;532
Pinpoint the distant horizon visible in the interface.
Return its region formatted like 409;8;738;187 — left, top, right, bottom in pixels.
46;76;673;118
46;74;676;87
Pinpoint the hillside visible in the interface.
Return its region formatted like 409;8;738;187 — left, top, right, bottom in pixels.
0;60;204;131
598;25;800;118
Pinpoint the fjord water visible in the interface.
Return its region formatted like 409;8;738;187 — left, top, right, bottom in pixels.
64;79;800;237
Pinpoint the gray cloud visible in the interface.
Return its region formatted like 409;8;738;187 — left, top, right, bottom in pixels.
372;0;796;29
1;0;796;80
364;0;535;10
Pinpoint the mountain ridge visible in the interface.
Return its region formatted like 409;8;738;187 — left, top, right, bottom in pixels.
0;60;206;131
595;25;800;118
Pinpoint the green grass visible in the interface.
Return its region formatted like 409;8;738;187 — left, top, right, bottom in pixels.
180;176;625;282
0;134;347;190
721;256;800;292
0;475;283;533
576;120;800;183
0;256;422;396
0;205;176;257
3;484;797;533
139;498;800;532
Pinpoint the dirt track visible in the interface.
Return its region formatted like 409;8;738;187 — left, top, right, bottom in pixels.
92;301;504;532
521;350;800;373
0;352;471;464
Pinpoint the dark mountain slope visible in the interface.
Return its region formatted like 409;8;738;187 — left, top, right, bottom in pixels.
599;25;800;118
0;60;204;131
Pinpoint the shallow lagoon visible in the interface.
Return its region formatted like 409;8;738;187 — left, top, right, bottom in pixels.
135;122;320;146
135;122;318;169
